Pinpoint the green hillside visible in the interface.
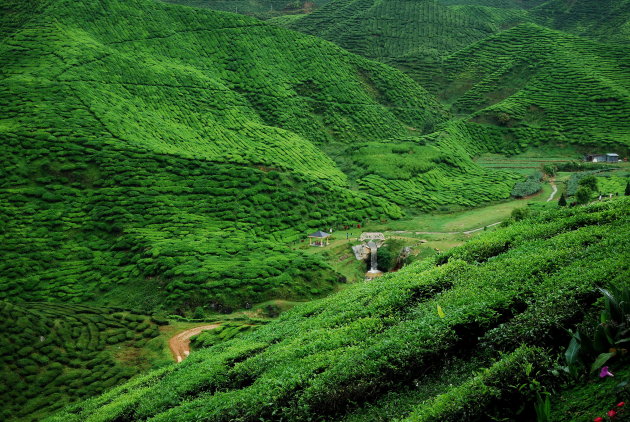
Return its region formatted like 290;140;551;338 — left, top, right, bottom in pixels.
162;0;331;18
46;198;630;421
531;0;630;43
286;0;526;92
278;0;630;150
2;0;630;419
0;0;464;313
1;0;536;314
0;302;167;421
441;23;630;147
438;0;547;7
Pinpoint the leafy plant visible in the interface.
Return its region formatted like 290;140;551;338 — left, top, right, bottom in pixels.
565;286;630;377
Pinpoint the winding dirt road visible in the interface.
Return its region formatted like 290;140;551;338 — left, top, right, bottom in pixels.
169;324;219;363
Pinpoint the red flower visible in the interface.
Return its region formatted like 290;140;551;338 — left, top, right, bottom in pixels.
594;417;604;422
608;410;617;418
618;402;625;408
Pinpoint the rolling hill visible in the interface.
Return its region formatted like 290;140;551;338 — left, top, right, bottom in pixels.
0;0;521;315
285;0;526;91
441;23;630;147
2;0;630;419
162;0;331;18
531;0;630;44
277;0;630;150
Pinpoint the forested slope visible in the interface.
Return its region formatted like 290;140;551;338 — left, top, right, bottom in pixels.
47;198;630;421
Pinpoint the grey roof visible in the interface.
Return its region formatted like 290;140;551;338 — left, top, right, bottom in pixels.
308;230;331;238
607;153;619;157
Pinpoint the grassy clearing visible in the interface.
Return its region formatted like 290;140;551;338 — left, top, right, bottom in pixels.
363;195;548;233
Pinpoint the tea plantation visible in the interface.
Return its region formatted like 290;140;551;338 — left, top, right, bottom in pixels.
163;0;331;18
0;302;165;421
281;0;630;149
3;0;630;419
47;198;630;421
1;0;505;313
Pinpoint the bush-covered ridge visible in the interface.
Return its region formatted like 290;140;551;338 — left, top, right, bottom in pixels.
0;302;165;421
47;198;630;421
1;0;480;312
281;0;630;149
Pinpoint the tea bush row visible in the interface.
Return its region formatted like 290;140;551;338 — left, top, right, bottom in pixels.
48;198;630;421
0;302;162;421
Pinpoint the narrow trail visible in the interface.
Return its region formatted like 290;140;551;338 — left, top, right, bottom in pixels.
547;178;558;202
169;324;219;363
391;221;503;236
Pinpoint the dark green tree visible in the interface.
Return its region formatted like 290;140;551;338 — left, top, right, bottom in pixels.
542;164;557;177
625;181;630;196
575;186;591;205
558;193;567;207
578;175;598;191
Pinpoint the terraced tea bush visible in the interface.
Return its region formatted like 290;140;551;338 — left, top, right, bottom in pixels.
190;322;258;349
163;0;330;19
2;0;533;314
286;1;630;151
442;24;630;148
47;198;630;421
0;302;165;421
287;0;527;92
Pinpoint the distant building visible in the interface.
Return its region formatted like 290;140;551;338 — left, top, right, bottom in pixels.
606;153;620;163
585;153;619;163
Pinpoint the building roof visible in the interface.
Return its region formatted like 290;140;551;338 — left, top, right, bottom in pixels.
607;153;619;157
308;230;331;238
359;232;385;242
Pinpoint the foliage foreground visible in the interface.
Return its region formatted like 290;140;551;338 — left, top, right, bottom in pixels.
48;198;630;421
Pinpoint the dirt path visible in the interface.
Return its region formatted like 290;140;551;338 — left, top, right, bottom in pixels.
169;324;219;363
547;178;558;202
391;221;503;236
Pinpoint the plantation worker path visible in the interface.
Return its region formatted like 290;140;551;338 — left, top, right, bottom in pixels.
169;324;220;363
392;221;503;236
547;178;558;202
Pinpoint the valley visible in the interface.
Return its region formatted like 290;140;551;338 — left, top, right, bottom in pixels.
0;0;629;420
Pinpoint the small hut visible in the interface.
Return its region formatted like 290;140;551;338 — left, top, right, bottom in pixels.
308;230;331;247
586;153;619;163
606;153;619;163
